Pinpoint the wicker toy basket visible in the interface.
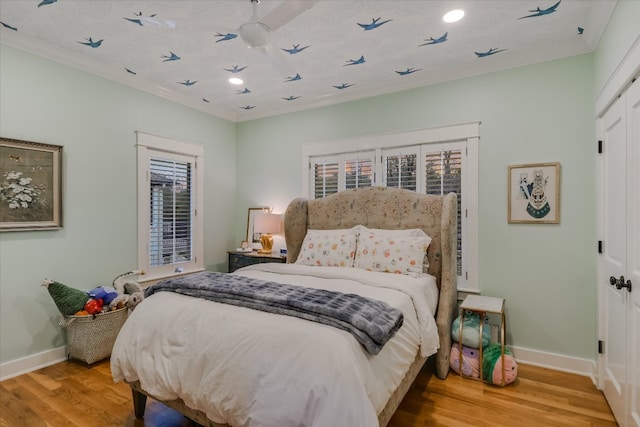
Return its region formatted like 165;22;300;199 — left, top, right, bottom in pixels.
60;307;128;364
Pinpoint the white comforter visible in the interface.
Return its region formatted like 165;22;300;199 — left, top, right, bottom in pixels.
110;264;440;427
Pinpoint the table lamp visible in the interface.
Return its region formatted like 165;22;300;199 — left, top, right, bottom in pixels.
254;212;281;254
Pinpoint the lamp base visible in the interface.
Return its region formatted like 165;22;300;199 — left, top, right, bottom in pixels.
258;233;274;254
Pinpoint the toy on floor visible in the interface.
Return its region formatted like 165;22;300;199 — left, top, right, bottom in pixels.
42;279;90;315
482;344;518;385
451;310;491;348
449;342;480;378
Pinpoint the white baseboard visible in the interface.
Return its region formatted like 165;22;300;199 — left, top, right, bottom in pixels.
0;346;67;381
511;345;598;385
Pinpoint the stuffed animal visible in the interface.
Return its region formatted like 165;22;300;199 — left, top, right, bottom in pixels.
112;270;145;310
42;279;90;315
87;286;119;305
482;344;518;385
451;311;491;349
450;343;480;378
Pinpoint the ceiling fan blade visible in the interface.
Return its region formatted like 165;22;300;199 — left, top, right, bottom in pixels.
260;43;296;78
259;0;317;32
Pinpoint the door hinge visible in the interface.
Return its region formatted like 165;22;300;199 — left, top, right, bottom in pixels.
598;140;603;154
598;340;604;354
598;240;603;254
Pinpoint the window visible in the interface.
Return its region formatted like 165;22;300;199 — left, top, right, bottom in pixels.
136;132;204;281
303;123;479;291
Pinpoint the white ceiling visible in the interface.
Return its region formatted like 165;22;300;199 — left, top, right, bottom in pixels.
0;0;616;122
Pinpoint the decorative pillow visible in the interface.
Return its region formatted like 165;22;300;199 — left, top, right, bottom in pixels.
295;229;358;267
356;225;431;242
353;231;431;276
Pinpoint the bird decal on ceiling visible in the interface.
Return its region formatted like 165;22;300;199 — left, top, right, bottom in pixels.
123;11;158;26
344;55;365;66
283;95;300;101
177;80;197;86
281;44;310;54
215;32;237;43
203;98;210;103
420;32;448;46
578;27;584;35
125;68;137;75
518;0;561;19
285;73;302;82
237;88;251;94
240;105;255;110
334;83;355;89
162;52;180;62
396;68;421;75
357;17;392;31
37;0;57;7
0;21;17;31
475;48;506;57
224;65;247;73
78;37;103;48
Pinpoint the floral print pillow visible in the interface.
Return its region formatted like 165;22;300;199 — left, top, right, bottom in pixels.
354;231;431;276
295;230;358;267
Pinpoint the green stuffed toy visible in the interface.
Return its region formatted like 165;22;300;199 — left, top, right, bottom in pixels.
451;310;491;349
42;279;89;315
482;344;518;385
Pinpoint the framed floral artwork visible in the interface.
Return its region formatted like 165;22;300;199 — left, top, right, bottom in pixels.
508;162;560;224
0;138;63;231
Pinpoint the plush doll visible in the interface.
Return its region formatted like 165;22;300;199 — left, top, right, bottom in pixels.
112;270;145;310
482;344;518;385
451;311;491;349
87;286;119;305
42;279;90;316
449;343;480;378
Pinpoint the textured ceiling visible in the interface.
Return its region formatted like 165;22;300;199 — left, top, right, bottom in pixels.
0;0;616;122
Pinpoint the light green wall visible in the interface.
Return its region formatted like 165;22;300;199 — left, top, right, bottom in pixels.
237;54;597;359
0;45;236;364
593;0;640;94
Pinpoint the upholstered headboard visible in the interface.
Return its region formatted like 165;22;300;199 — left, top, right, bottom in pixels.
283;186;458;379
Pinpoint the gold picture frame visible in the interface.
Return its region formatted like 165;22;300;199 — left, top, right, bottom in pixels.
508;162;560;224
246;207;269;250
0;138;63;231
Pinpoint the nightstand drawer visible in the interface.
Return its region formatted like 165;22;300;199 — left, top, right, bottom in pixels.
228;251;286;273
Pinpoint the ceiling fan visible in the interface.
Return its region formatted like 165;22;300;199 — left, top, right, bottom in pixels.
233;0;316;75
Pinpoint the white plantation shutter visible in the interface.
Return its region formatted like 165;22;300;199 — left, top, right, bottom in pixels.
382;147;419;191
313;159;339;198
345;157;373;189
311;151;374;198
149;156;193;267
424;148;464;276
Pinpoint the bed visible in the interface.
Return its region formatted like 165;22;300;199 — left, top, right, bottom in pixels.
110;186;458;426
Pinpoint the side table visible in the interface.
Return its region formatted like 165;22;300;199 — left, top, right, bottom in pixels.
459;294;506;385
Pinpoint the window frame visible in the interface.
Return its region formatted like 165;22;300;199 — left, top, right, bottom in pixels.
136;131;204;283
302;123;479;292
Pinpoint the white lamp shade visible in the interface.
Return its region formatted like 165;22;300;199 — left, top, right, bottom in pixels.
254;212;281;234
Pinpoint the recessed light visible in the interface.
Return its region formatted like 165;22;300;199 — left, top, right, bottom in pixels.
229;77;243;85
443;9;464;23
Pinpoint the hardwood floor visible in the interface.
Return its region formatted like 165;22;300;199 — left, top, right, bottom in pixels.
0;358;616;427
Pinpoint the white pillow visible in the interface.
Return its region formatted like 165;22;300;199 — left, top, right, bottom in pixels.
354;231;431;276
295;229;358;267
355;225;431;242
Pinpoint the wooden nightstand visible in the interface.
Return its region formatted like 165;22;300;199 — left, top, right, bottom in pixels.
228;251;286;273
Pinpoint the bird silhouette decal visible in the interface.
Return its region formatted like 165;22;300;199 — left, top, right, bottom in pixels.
215;32;237;43
357;17;392;31
578;27;584;35
420;32;448;46
240;105;256;110
0;21;17;31
123;11;158;26
224;65;247;73
178;80;197;86
518;0;561;19
125;68;137;75
203;98;210;103
281;44;310;54
334;83;355;89
162;52;180;62
475;48;506;57
78;37;104;48
283;95;300;101
37;0;57;7
285;73;302;82
237;88;251;94
396;68;421;75
344;55;365;66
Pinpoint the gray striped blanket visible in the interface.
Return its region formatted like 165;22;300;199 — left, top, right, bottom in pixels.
145;271;403;355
